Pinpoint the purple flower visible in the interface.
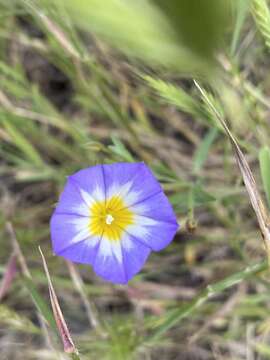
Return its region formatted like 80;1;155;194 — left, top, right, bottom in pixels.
50;162;179;284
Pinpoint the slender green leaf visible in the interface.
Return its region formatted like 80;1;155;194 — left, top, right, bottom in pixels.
230;0;250;56
146;260;268;343
252;0;270;51
108;136;134;162
2;118;44;166
23;277;57;333
193;128;218;173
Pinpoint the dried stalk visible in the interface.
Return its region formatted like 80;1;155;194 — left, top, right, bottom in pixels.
194;80;270;258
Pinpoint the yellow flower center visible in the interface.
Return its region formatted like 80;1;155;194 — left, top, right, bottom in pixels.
89;195;134;241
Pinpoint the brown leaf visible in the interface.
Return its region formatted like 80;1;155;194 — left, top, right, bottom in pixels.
39;247;78;354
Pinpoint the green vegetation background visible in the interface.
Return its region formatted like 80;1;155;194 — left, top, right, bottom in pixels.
1;0;270;359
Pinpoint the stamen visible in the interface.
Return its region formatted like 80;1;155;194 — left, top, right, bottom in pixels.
105;214;114;225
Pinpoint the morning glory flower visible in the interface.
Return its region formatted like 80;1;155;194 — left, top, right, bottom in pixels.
50;162;179;284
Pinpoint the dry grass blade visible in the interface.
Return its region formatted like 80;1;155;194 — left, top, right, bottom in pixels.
6;223;58;351
6;222;31;278
66;260;100;330
194;81;270;256
22;0;80;59
188;283;246;344
39;247;79;355
0;253;17;301
0;88;66;128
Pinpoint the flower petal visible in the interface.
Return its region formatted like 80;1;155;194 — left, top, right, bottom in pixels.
130;192;178;224
51;213;95;253
103;162;162;206
93;238;127;284
53;179;91;217
57;236;100;264
69;165;106;202
121;232;151;281
126;214;178;251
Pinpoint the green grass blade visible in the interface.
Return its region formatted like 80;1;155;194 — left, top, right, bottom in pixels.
144;75;202;118
230;0;250;56
108;136;134;162
23;277;57;334
146;260;268;343
192;128;218;174
259;146;270;208
252;0;270;51
2;118;44;167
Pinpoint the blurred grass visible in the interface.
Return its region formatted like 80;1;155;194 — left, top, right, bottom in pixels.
1;0;270;359
259;146;270;207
